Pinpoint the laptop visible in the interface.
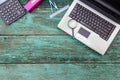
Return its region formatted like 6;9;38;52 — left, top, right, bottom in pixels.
58;0;120;55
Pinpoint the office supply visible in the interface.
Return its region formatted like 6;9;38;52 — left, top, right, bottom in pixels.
67;19;77;37
50;5;69;18
48;0;58;13
58;0;120;55
0;0;25;24
24;0;42;12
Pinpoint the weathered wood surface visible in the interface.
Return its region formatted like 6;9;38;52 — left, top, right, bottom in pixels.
0;0;120;64
0;64;120;80
0;0;120;79
0;35;120;64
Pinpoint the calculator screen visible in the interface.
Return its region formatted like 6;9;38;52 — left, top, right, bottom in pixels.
0;0;7;5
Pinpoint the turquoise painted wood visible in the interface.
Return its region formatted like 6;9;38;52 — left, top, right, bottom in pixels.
0;0;120;80
0;0;119;64
0;64;120;80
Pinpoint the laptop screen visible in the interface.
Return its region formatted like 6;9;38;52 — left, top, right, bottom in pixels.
94;0;120;16
81;0;120;24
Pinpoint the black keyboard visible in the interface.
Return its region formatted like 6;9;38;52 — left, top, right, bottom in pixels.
0;0;25;24
69;3;116;41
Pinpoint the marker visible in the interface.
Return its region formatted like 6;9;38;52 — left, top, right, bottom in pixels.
24;0;42;12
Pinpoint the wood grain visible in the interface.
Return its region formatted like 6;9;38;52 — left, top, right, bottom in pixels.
0;0;72;35
0;0;120;64
0;8;65;35
0;0;120;63
0;36;120;64
0;64;120;80
0;0;120;79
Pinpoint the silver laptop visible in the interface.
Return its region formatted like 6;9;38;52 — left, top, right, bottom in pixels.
58;0;120;55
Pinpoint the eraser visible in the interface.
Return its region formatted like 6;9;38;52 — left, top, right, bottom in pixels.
24;0;42;12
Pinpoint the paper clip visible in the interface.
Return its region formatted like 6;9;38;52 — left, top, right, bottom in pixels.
48;0;59;13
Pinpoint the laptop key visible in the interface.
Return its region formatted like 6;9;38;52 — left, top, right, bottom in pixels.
69;3;116;41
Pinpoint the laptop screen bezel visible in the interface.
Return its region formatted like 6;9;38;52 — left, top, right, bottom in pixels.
80;0;120;24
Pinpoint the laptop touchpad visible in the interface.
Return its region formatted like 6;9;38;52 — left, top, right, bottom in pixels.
78;28;91;38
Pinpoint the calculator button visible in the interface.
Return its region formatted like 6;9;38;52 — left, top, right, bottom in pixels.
3;15;6;18
10;0;13;2
7;2;10;5
15;1;18;3
7;9;10;12
1;13;4;16
13;17;15;19
6;20;10;24
5;10;7;13
5;6;8;9
10;7;13;10
9;12;12;14
13;5;16;8
15;8;18;10
20;8;23;11
8;15;11;18
6;13;9;15
21;11;24;14
16;3;19;6
5;18;8;20
3;8;6;11
0;10;2;13
10;18;13;21
16;11;21;15
11;10;14;12
18;6;21;9
11;14;14;17
13;12;16;15
8;5;11;7
0;0;25;24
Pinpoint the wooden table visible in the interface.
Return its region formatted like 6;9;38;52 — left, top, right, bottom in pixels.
0;0;120;80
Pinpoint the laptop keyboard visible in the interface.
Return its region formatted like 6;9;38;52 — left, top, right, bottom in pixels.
69;3;116;41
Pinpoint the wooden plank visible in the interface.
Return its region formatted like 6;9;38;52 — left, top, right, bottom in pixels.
19;0;73;7
1;9;120;36
0;36;120;64
0;0;72;35
0;64;120;80
0;8;64;35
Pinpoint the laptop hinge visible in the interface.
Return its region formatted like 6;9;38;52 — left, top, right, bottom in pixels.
80;0;120;24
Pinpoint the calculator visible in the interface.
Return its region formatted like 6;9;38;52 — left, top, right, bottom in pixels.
0;0;25;24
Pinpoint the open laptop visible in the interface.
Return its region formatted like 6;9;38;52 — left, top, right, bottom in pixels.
58;0;120;55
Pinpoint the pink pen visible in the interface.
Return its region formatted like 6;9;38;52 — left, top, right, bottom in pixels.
24;0;42;12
